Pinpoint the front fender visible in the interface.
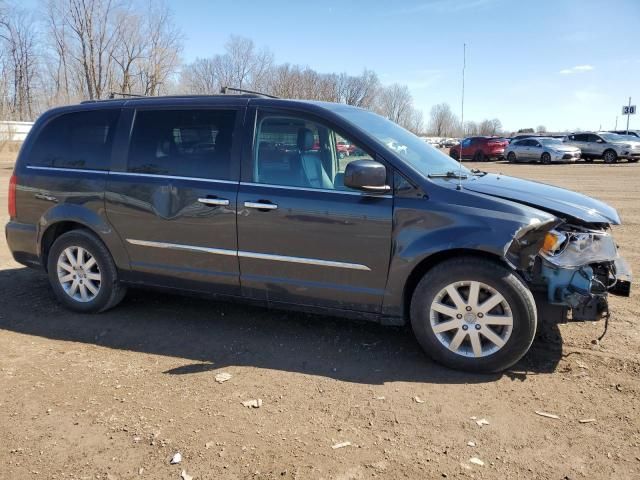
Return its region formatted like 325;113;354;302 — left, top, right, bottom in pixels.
381;194;556;320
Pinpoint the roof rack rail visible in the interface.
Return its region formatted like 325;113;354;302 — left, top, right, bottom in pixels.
108;92;148;99
220;86;278;99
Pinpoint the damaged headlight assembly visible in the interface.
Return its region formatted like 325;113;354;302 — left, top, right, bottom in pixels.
537;226;631;321
539;229;618;268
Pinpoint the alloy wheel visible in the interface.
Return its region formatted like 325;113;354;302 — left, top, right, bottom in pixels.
429;281;513;358
57;246;102;302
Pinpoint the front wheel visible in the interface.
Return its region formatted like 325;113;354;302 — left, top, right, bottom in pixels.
603;149;618;164
541;152;552;165
410;257;537;373
507;152;517;163
47;229;127;313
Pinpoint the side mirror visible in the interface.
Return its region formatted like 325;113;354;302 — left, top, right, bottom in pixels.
344;160;390;193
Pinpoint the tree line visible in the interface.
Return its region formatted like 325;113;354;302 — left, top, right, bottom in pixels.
0;0;425;133
2;0;515;137
427;102;504;138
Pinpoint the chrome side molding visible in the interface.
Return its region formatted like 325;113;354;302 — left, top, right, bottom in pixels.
125;239;370;271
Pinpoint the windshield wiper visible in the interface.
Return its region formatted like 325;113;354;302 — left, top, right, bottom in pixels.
428;171;468;179
470;168;488;176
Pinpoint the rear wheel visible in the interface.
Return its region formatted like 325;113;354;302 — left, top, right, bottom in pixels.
47;229;127;313
541;152;552;165
410;257;537;373
603;149;618;164
507;152;517;163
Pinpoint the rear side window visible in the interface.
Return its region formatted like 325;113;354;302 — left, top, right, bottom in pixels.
29;109;119;170
127;109;237;180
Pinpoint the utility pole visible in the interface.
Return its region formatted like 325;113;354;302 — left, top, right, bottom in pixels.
615;115;618;130
626;97;632;135
457;43;466;191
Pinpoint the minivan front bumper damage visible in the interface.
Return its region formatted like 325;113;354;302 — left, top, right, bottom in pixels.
507;223;632;322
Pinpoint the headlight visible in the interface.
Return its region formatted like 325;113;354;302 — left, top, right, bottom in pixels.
540;229;618;268
541;231;567;254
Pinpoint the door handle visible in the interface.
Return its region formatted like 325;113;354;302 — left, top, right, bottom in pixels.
244;201;278;210
198;197;230;206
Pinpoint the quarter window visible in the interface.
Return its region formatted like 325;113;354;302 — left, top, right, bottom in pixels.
29;109;119;170
254;115;374;191
127;109;237;180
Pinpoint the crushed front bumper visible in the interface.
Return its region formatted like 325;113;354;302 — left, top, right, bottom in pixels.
540;256;632;321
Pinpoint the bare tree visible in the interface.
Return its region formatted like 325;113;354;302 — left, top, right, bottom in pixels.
464;120;478;136
376;84;412;124
181;35;272;94
335;69;379;108
0;4;40;120
45;0;123;100
489;118;503;135
536;125;547;133
428;103;458;137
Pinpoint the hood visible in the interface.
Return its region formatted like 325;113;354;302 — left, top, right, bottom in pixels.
551;144;580;152
610;139;640;147
461;173;621;225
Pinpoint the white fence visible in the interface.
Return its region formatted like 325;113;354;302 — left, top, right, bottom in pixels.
0;121;34;141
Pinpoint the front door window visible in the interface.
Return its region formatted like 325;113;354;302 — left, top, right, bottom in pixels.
254;116;374;191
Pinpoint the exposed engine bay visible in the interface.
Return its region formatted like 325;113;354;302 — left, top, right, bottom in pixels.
507;221;632;322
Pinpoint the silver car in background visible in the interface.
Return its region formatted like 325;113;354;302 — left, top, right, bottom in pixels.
563;132;640;163
505;137;581;164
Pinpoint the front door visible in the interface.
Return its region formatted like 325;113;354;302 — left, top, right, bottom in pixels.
106;107;243;295
236;109;393;313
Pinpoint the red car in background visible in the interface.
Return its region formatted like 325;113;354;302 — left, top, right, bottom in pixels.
449;136;509;161
336;141;356;158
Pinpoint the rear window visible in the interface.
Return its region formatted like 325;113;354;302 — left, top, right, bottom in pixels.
127;109;237;180
29;109;120;170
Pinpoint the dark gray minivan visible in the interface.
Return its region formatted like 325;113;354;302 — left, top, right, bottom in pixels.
6;94;632;372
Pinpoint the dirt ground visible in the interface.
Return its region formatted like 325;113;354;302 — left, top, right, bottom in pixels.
1;159;639;480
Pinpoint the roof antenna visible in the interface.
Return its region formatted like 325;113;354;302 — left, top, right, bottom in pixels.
457;43;466;191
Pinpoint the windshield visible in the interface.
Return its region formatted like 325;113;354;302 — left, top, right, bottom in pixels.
330;106;470;176
614;134;639;142
599;133;624;142
539;138;563;145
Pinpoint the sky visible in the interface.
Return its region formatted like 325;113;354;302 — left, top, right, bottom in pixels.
22;0;640;132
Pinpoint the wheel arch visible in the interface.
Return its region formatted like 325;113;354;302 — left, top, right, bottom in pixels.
38;205;130;272
401;248;509;324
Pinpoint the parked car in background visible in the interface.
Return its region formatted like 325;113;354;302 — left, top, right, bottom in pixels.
336;140;356;158
441;138;459;148
505;137;580;164
563;132;640;163
608;129;640;138
449;136;508;161
6;94;632;373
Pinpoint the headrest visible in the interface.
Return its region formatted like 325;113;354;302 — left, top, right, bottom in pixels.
297;128;315;151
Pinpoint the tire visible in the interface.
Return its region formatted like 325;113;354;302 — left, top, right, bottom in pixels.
583;156;593;163
603;149;617;164
410;257;537;373
450;150;458;160
507;152;517;163
47;229;127;313
628;158;638;163
541;152;552;165
473;150;485;162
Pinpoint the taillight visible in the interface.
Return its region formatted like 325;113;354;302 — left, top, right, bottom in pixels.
8;173;17;218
